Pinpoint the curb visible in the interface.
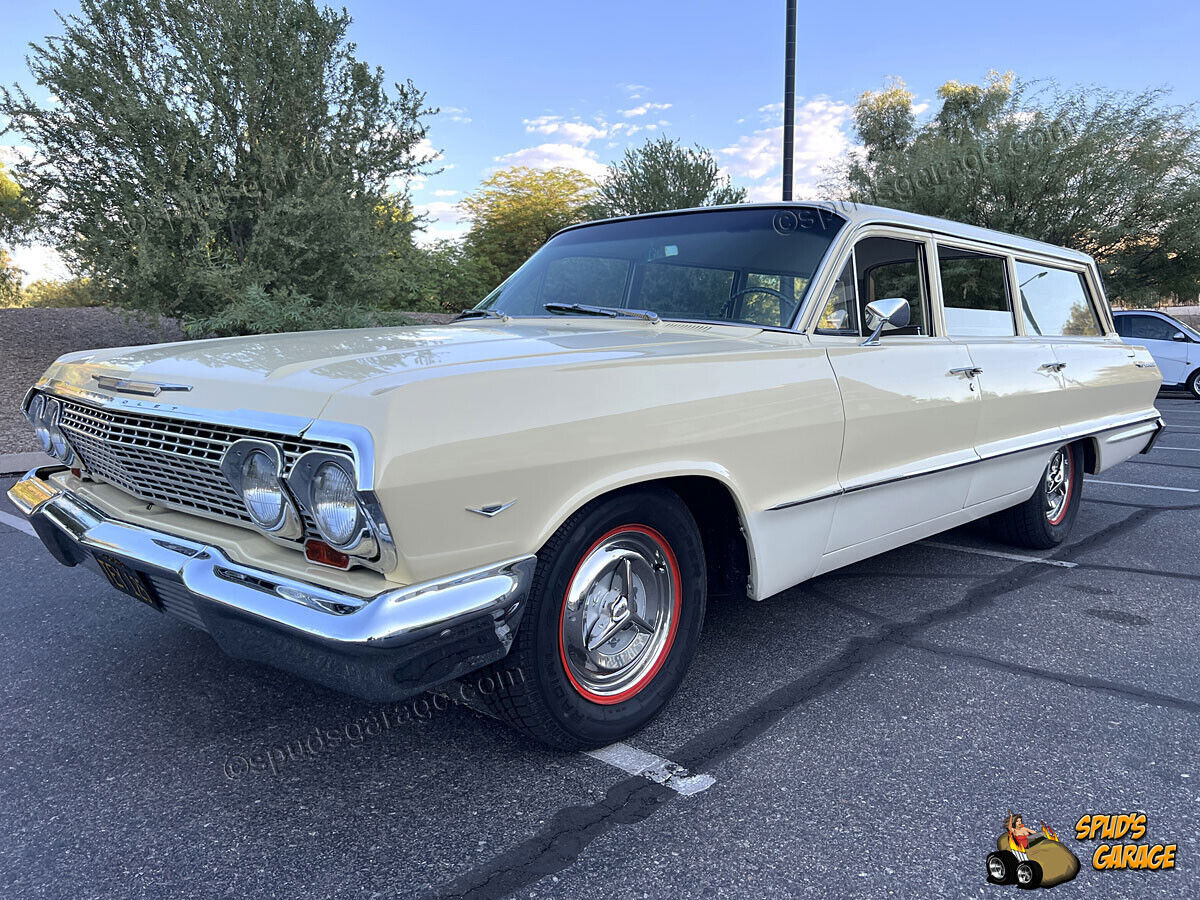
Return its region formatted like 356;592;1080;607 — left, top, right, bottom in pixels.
0;450;56;477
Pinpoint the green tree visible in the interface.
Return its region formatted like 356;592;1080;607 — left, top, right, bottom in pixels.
20;277;97;308
0;0;435;334
840;72;1200;305
0;250;21;306
0;163;30;305
595;135;746;217
460;166;597;284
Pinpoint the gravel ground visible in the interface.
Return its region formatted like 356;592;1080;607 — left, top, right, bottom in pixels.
0;307;186;453
0;307;455;454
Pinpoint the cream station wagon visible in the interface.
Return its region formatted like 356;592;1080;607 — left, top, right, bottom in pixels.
8;203;1164;749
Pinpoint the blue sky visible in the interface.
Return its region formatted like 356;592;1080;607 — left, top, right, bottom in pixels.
2;0;1198;277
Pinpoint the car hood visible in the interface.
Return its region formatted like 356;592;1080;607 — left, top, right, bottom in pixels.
39;320;768;420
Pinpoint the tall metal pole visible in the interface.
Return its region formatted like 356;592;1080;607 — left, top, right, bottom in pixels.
782;0;796;201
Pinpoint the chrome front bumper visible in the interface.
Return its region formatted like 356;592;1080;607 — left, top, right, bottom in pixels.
7;467;535;702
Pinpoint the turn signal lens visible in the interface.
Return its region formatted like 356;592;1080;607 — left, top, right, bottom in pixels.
304;539;350;570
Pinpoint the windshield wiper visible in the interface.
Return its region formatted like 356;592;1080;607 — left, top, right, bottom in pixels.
456;308;509;321
544;302;660;323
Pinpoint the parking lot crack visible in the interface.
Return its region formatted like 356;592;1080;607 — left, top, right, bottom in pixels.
902;638;1200;715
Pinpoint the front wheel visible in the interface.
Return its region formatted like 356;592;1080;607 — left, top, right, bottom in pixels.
1016;859;1044;889
483;486;706;750
989;443;1083;550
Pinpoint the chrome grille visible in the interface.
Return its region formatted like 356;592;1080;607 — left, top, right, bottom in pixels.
56;397;347;536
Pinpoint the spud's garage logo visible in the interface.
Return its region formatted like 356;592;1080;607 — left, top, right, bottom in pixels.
1075;814;1177;871
986;811;1080;889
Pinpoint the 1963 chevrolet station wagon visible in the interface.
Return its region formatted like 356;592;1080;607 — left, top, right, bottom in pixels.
7;203;1164;748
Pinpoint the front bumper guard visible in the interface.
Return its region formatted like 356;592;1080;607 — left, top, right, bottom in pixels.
7;467;535;702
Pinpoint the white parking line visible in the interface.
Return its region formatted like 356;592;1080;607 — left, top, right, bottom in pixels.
585;742;716;796
0;509;36;538
922;541;1077;568
1155;446;1200;453
1086;478;1199;493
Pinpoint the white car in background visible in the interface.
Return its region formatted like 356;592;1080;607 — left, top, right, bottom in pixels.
1113;310;1200;398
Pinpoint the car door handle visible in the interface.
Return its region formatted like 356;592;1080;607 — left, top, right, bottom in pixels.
948;366;983;377
1134;361;1157;368
1039;362;1068;372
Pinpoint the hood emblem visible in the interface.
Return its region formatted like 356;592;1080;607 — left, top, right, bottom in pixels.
466;500;517;518
91;375;193;396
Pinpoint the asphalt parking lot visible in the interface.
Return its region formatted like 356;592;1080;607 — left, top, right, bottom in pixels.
1;394;1197;900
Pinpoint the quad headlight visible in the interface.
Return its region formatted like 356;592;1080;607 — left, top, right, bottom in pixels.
240;449;287;530
309;460;360;546
222;440;392;570
219;440;303;540
25;393;77;464
26;394;52;454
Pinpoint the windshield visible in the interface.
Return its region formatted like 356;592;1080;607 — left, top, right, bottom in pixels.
475;206;845;329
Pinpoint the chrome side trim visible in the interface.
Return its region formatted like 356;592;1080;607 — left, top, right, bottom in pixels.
766;412;1163;511
1106;421;1160;444
766;487;842;512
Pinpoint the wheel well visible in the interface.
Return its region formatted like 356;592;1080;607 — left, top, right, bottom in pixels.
659;476;752;601
1077;437;1099;475
566;476;752;601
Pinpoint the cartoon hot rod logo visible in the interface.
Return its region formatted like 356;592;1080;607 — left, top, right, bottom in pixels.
986;811;1080;890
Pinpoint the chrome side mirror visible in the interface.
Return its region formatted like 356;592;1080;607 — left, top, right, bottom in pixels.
861;298;911;346
1172;331;1187;342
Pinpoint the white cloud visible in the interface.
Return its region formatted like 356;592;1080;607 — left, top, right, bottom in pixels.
621;101;671;118
416;200;463;226
719;98;852;197
9;243;70;286
493;142;607;179
433;188;458;197
522;115;607;145
442;106;472;124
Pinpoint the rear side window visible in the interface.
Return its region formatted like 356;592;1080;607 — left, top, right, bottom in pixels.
1014;261;1102;336
938;247;1015;337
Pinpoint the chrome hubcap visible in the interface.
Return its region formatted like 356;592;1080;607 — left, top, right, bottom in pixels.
1044;448;1071;523
987;857;1004;878
560;529;677;700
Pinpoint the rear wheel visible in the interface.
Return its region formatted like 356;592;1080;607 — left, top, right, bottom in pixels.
483;486;706;750
1187;369;1200;400
989;443;1083;550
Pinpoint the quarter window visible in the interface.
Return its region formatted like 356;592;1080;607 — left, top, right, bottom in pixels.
816;237;930;337
938;247;1015;337
1014;261;1102;336
815;256;859;334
